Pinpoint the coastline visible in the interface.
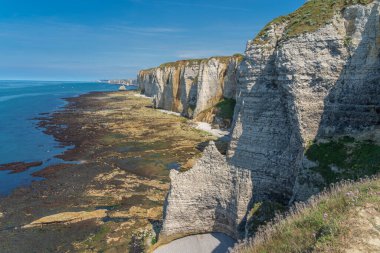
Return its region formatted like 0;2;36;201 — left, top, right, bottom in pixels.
0;81;119;196
0;90;215;252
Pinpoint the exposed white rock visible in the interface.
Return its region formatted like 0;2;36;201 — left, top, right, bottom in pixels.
161;1;380;242
137;56;242;123
194;122;229;138
157;109;181;117
229;1;380;203
161;141;253;239
133;93;152;99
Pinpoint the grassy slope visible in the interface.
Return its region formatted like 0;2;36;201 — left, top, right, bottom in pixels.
254;0;374;44
244;136;380;238
234;177;380;253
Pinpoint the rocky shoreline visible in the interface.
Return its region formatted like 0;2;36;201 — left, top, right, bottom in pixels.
0;91;215;253
0;161;43;174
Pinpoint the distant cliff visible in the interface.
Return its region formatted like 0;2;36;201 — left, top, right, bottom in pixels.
138;55;243;128
160;0;380;242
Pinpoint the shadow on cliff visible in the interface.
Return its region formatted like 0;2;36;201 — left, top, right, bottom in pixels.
229;3;380;209
210;232;236;253
196;137;231;155
228;49;304;205
316;4;380;139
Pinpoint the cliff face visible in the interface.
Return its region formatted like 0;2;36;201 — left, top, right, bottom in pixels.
160;0;380;241
230;1;380;203
161;142;253;239
137;56;242;125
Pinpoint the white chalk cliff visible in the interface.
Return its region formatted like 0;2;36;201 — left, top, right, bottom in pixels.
137;56;242;125
154;0;380;241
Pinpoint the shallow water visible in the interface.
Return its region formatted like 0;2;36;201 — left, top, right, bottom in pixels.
0;80;135;196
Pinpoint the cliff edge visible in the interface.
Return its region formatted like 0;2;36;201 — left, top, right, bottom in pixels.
138;55;243;128
156;0;380;248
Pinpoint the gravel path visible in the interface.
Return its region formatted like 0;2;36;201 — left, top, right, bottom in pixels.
154;233;236;253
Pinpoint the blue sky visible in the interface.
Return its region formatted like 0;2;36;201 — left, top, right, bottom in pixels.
0;0;305;81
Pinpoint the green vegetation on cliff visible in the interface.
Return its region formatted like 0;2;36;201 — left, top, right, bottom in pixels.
159;58;205;68
158;55;241;68
254;0;374;44
215;98;236;121
141;54;244;71
234;177;380;253
305;137;380;187
246;201;287;237
194;97;237;129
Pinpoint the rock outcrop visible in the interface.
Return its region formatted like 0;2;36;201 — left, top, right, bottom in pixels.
137;55;242;125
160;0;380;242
22;210;107;228
161;142;253;239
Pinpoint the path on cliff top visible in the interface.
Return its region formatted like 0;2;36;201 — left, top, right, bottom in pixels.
154;233;235;253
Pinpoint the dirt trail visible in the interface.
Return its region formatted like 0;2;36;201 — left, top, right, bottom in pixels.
345;204;380;253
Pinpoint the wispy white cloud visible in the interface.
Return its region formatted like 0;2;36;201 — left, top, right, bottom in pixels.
103;24;184;35
0;19;184;42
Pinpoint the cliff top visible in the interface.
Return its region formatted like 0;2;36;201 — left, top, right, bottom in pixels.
254;0;375;44
233;176;380;253
140;54;243;73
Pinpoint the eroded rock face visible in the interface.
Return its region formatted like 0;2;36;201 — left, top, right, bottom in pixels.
137;56;242;122
161;1;380;241
230;2;380;203
161;142;253;239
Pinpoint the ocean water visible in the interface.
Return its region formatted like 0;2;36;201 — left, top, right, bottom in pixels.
0;80;135;196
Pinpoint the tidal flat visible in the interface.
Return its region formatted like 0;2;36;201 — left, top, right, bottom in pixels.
0;91;215;253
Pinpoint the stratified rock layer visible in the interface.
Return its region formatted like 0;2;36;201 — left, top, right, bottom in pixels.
161;0;380;242
230;2;380;203
137;56;242;122
161;142;253;239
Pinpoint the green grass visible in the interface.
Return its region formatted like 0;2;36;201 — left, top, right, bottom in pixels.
159;58;204;68
233;53;244;62
141;54;243;71
344;36;353;48
151;236;157;245
158;56;234;68
233;177;380;253
254;0;374;44
305;136;380;186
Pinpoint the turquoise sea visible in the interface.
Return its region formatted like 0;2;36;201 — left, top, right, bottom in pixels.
0;80;134;196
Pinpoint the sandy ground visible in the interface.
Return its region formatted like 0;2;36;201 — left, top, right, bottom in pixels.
153;233;236;253
195;122;229;138
345;204;380;253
